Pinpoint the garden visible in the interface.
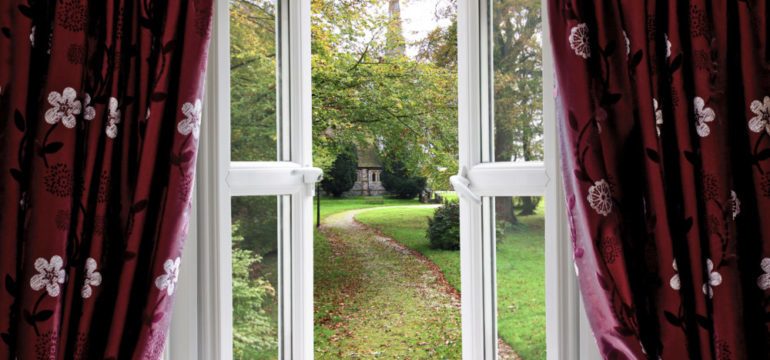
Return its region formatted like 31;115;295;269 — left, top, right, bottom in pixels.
227;0;544;358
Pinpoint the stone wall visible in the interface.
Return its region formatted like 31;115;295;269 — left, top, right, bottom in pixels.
345;168;386;196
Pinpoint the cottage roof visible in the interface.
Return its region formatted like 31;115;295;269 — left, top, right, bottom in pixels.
357;146;382;168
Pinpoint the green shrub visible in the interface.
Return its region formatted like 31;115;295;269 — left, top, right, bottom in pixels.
321;147;358;197
381;160;427;199
426;202;460;250
232;224;278;359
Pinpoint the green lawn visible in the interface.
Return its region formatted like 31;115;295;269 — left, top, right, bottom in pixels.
314;202;461;358
356;205;546;360
314;196;421;220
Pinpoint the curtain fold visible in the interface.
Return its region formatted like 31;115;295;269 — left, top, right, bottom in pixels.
0;0;212;358
549;0;770;358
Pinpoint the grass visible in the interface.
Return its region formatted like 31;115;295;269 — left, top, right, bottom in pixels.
314;204;461;359
433;191;459;203
356;204;546;359
314;196;421;220
355;207;461;291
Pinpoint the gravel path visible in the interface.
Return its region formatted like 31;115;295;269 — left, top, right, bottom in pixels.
315;207;519;359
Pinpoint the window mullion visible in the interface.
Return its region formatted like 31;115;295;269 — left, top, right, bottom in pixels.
193;0;234;357
285;0;315;359
457;0;496;359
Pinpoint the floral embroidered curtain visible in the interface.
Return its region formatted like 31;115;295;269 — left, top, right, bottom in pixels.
548;0;770;358
0;0;212;358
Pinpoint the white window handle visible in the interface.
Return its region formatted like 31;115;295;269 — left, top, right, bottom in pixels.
450;167;481;204
292;167;323;195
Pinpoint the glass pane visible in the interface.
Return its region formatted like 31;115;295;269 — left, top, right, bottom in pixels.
231;0;279;161
232;196;281;359
494;196;546;359
490;1;543;162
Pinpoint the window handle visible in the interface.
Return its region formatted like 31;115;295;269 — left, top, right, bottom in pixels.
292;167;323;195
450;167;481;204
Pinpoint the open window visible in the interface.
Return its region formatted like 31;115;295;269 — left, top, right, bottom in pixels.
452;0;583;358
169;0;598;359
169;1;318;359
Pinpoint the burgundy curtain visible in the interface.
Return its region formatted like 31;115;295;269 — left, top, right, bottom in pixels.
0;0;212;358
548;0;770;358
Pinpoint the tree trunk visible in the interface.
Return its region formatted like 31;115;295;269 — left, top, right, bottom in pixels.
495;197;518;225
518;196;536;216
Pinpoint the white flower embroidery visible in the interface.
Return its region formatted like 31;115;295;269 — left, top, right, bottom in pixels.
569;23;591;59
693;96;715;137
748;96;770;135
623;31;630;56
83;93;95;121
30;26;35;47
587;179;613;216
30;255;66;297
105;97;120;138
45;87;82;128
730;190;741;220
155;257;181;296
670;259;680;290
757;258;770;290
81;257;102;299
702;258;722;299
654;99;663;137
665;33;672;58
178;99;202;139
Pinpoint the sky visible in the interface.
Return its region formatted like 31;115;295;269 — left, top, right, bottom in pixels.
390;0;455;57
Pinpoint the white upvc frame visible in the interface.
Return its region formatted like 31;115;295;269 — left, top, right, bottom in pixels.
170;0;318;359
455;0;588;359
169;0;601;359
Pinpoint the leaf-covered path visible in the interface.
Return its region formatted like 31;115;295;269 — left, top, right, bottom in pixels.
314;207;518;359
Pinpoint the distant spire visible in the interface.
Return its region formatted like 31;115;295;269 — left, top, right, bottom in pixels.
386;0;405;56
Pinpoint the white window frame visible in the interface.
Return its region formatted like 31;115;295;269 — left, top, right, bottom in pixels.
454;0;597;359
170;0;601;359
170;1;318;359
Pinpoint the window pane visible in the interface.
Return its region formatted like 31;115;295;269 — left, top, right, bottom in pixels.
493;196;545;359
490;2;543;162
232;196;282;359
231;0;279;161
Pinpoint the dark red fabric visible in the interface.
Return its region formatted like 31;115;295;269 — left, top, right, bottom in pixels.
0;0;212;358
549;0;770;358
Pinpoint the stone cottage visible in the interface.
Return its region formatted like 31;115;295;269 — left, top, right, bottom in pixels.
345;146;386;196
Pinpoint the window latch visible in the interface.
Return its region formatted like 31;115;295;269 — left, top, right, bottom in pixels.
450;167;481;204
292;167;323;195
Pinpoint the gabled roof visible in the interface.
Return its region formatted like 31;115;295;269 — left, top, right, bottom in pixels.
357;145;382;168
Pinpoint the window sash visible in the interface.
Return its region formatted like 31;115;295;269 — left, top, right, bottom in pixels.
456;0;582;359
172;1;317;359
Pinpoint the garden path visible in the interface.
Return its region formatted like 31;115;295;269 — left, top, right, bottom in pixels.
315;206;518;360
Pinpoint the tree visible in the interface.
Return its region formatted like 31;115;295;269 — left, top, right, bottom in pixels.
311;0;458;190
321;147;358;197
492;0;543;220
232;223;278;359
381;158;427;199
230;0;278;161
426;201;460;250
